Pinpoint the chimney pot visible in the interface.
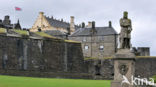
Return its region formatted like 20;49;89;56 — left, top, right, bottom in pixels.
39;12;44;15
109;21;112;27
70;16;74;18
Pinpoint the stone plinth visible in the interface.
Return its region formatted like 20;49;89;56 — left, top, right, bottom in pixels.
111;49;136;87
114;49;135;58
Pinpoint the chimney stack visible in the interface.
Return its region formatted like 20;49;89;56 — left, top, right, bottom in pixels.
109;21;112;27
90;21;96;34
4;15;10;20
3;15;11;25
67;27;70;35
70;16;74;23
39;12;44;29
51;16;53;19
82;22;85;28
39;12;44;17
92;21;95;29
70;16;75;34
87;21;92;28
61;19;63;22
0;19;2;23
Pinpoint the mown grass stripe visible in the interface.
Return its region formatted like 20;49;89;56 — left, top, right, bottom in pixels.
0;75;111;87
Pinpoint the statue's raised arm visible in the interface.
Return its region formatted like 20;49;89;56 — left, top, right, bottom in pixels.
119;11;132;49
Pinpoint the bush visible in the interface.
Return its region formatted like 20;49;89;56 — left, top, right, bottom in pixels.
152;75;156;83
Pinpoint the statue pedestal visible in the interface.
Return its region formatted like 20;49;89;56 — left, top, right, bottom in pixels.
111;49;136;87
114;49;135;58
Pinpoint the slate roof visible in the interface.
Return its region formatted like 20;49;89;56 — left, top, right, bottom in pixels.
45;17;80;30
70;27;117;36
0;20;2;25
44;30;67;36
4;24;13;29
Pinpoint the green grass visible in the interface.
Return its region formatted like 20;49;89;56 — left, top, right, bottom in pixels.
85;56;156;60
13;29;28;35
35;32;81;43
152;75;156;83
85;57;113;60
34;32;57;39
136;56;156;58
0;75;111;87
0;28;6;33
64;40;80;43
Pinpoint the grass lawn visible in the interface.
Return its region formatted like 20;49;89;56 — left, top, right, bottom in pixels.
13;29;28;35
34;32;57;39
0;75;111;87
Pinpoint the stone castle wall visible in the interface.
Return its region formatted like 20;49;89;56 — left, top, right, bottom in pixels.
135;58;156;78
85;57;156;79
0;34;91;78
0;33;156;79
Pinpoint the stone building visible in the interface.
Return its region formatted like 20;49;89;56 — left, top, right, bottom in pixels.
30;12;118;58
0;15;21;29
30;12;80;38
132;47;150;56
69;21;118;58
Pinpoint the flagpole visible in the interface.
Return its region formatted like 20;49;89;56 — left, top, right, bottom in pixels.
14;7;22;29
13;7;16;29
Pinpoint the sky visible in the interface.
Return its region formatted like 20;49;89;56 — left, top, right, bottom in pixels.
0;0;156;56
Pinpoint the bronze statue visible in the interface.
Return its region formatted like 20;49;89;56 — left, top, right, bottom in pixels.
119;11;132;49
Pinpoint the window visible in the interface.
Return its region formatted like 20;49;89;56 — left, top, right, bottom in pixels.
82;37;87;42
100;36;104;41
99;45;104;50
84;45;89;50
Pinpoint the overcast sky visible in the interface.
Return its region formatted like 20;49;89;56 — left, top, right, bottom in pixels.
0;0;156;55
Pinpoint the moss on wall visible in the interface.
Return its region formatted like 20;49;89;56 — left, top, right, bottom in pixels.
34;32;57;38
84;57;113;60
64;40;80;43
13;29;28;35
136;56;156;58
0;28;6;34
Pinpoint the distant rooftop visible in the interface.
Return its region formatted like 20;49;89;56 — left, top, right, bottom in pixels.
70;27;118;36
44;30;66;36
45;16;80;30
